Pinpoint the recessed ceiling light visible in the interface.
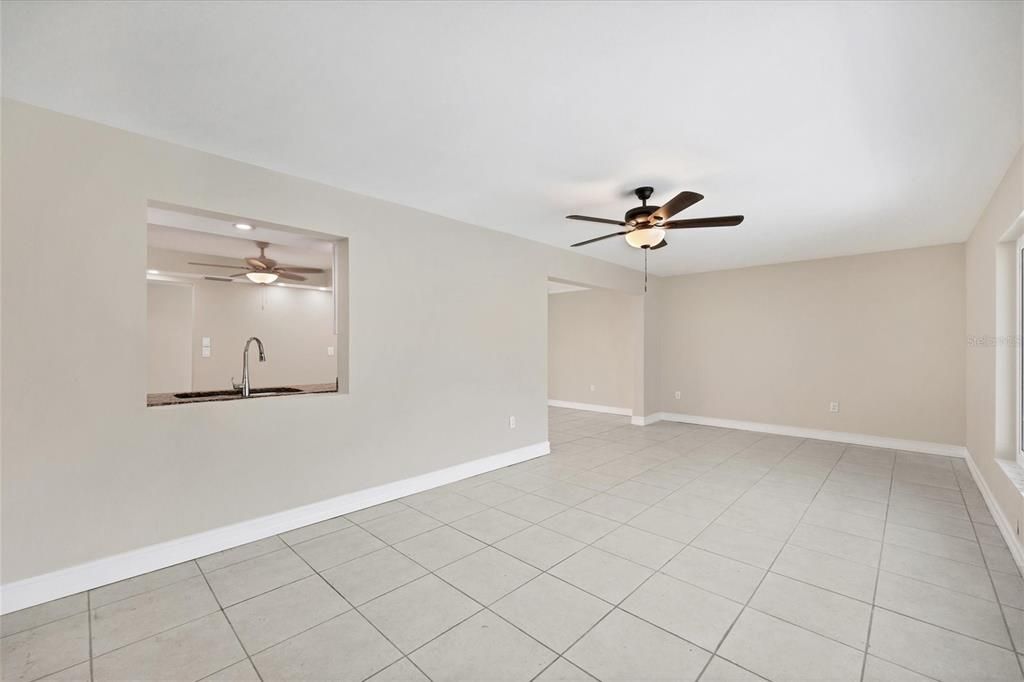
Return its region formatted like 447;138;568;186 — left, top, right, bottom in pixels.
319;287;329;291
234;223;253;231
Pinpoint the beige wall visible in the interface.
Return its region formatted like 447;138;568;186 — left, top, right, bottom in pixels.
190;280;337;391
650;244;967;445
548;288;637;410
147;277;338;394
1;100;644;583
146;282;193;393
965;148;1024;536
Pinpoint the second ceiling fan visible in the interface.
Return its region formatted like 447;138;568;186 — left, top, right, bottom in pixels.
567;186;743;250
189;241;325;284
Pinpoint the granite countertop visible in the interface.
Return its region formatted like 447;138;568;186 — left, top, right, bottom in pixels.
147;382;337;407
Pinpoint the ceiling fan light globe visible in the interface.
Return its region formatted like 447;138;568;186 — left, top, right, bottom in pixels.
246;271;279;284
625;228;666;249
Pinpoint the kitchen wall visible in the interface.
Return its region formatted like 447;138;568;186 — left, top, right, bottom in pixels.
648;244;967;446
146;277;338;393
1;100;646;585
548;288;638;411
146;281;193;393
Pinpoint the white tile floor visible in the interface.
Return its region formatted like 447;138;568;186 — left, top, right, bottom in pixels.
4;407;1023;681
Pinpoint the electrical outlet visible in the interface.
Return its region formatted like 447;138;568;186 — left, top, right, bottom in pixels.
674;391;681;400
590;384;596;392
327;346;335;356
829;401;840;413
509;416;516;429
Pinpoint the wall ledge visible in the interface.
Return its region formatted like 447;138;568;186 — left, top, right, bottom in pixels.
0;440;550;615
547;400;632;416
642;412;966;458
967;452;1024;572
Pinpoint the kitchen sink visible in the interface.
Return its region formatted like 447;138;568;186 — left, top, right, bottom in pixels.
172;386;303;399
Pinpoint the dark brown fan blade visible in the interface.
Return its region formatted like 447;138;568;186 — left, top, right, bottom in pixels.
662;215;744;229
570;231;629;247
650;239;668;250
650;191;704;222
566;215;627;227
278;266;325;274
188;262;244;269
274;271;306;282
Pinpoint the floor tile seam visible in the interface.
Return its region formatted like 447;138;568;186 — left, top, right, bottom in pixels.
1;603;92;640
195;551;265;682
870;603;1023;654
875;558;1002;604
21;657;93;682
87;589;94;682
1;608;90;643
84;566;207;614
880;538;991;572
691;440;850;681
955;473;1024;678
560;442;812;681
198;547;284;575
468;436;794;678
281;538;434;682
83;608;227;667
860;453;896;682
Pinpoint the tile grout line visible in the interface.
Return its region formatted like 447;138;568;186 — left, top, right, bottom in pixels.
339;419;756;680
692;438;851;681
859;456;896;682
956;467;1024;676
528;424;775;681
87;591;94;682
278;538;437;682
194;554;265;682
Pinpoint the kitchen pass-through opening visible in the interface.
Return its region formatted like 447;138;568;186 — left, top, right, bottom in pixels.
145;202;349;406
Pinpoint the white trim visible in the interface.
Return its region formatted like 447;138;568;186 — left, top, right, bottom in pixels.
630;415;650;426
965;451;1024;572
0;441;550;615
547;400;631;416
1017;234;1023;467
652;412;967;458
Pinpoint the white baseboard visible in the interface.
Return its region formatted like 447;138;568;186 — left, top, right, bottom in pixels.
548;400;631;417
0;441;550;615
965;451;1024;572
650;412;967;458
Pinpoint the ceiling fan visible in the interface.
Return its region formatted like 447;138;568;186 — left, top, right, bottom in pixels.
188;241;325;284
566;186;744;251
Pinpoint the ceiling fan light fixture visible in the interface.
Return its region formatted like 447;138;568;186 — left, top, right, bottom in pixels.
246;271;279;284
234;223;253;231
625;228;666;249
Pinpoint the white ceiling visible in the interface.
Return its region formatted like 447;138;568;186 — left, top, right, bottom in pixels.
147;207;334;268
4;1;1021;275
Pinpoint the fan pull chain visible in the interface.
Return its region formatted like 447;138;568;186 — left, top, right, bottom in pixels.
644;248;648;293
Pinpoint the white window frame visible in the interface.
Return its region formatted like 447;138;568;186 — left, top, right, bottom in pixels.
1017;234;1024;466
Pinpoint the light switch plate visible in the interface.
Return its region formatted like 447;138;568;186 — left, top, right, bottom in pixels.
201;347;210;358
328;346;335;356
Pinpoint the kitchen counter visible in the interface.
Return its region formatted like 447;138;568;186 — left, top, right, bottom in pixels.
147;382;337;406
